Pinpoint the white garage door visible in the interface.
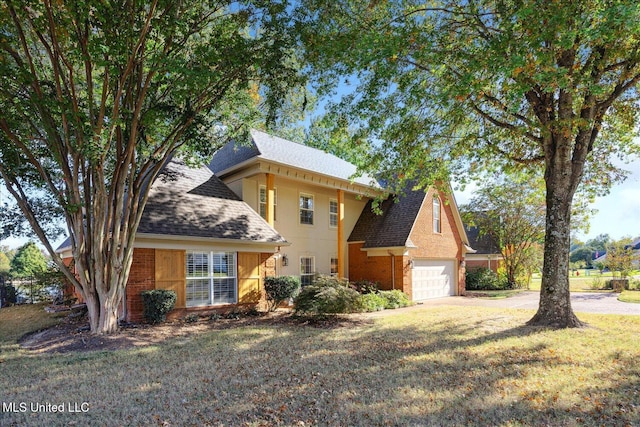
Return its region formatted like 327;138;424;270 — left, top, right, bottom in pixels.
412;259;456;300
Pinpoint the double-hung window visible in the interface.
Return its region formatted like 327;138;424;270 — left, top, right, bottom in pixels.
259;185;277;221
300;256;315;286
186;251;237;307
329;199;338;228
300;193;314;225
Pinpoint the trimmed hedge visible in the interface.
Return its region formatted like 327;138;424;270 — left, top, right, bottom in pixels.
465;267;505;290
141;289;177;324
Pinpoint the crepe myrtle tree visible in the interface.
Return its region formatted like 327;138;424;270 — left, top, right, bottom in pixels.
0;0;302;334
298;0;640;327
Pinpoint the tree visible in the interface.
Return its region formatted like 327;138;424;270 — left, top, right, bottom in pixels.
586;234;611;255
0;1;301;333
298;0;640;327
10;241;47;278
461;174;546;289
570;246;595;268
0;252;10;275
605;238;636;278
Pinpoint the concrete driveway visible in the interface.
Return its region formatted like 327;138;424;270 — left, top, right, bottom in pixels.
421;291;640;315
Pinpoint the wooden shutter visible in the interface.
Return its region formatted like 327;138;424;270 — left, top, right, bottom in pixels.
155;249;186;308
237;252;261;304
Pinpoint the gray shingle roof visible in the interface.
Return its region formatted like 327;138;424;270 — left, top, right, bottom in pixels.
210;129;379;187
464;225;501;255
348;188;426;248
56;160;286;251
138;160;286;243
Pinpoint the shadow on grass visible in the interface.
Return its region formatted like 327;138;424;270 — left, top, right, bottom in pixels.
1;311;638;426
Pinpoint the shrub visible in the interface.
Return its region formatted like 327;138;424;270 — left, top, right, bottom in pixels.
183;313;199;323
264;276;301;311
141;289;177;324
294;275;361;315
378;290;411;309
589;276;604;290
465;267;505;290
350;280;380;294
1;283;18;306
359;292;386;312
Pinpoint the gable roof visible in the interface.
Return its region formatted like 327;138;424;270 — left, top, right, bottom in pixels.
348;188;427;249
56;160;287;252
210;129;379;188
137;160;286;243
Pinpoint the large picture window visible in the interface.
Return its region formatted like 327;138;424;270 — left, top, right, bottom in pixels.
299;193;314;225
186;251;237;307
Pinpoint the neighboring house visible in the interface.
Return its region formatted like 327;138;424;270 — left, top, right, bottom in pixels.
58;130;474;322
464;224;503;273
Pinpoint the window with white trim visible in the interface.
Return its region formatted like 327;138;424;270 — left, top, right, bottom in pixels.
329;199;338;228
300;256;315;286
433;196;441;233
259;185;277;221
186;251;237;306
330;257;339;276
299;193;314;225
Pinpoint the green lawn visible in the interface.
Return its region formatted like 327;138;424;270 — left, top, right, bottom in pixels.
619;290;640;304
528;270;640;292
1;304;639;426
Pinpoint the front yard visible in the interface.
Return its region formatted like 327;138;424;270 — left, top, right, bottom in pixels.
1;304;639;426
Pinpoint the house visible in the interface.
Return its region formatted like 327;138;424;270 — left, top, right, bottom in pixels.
58;159;288;322
464;224;503;273
348;185;473;300
212;130;473;301
58;130;473;322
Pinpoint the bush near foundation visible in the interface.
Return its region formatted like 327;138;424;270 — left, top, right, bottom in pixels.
141;290;177;324
264;276;301;311
294;276;362;315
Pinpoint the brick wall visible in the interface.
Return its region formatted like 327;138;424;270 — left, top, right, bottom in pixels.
125;248;156;322
405;188;466;294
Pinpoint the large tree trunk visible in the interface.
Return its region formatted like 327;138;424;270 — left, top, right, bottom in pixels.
528;158;585;328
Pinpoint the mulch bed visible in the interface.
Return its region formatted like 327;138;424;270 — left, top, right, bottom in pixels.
18;310;372;355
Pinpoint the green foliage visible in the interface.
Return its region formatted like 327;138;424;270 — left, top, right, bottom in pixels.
570;246;596;268
589;276;605;290
466;268;506;291
10;242;47;279
1;283;18;306
378;290;411;309
0;252;10;274
0;1;303;334
264;276;301;311
461;174;545;289
358;292;386;312
606;238;637;278
349;280;380;295
294;276;362;315
141;290;177;324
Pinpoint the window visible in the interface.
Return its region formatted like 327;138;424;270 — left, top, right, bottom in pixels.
330;257;339;276
433;196;441;233
259;185;277;221
300;256;315;286
299;193;314;225
186;251;236;307
329;199;338;228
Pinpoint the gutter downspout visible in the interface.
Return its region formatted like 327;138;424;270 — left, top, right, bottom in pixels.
388;251;395;290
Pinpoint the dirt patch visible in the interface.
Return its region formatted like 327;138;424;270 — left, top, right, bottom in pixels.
19;311;372;354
